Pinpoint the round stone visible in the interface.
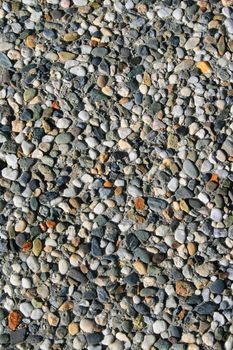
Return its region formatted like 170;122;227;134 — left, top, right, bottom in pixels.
58;259;69;275
79;319;96;333
153;320;168;334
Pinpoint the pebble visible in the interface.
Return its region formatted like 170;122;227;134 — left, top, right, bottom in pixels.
153;320;168;334
210;208;223;222
70;66;86;76
0;1;231;349
58;259;69;275
183;160;199;179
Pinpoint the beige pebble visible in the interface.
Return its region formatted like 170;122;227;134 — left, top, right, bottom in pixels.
68;323;79;335
15;220;27;232
80;318;96;333
133;261;147;275
47;313;60;327
187;242;197;256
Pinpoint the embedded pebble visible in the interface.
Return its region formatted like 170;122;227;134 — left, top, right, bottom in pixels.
0;1;231;349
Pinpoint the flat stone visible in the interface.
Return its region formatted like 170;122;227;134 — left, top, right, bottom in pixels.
210;279;225;294
73;0;87;5
185;37;200;50
2;168;18;180
92;48;108;57
10;329;27;345
147;197;167;212
0;42;13;52
80;319;96;333
183;159;199;179
210;208;223;222
55;132;73;144
127;185;143;197
70;66;86;76
195;302;218;315
222;138;233;156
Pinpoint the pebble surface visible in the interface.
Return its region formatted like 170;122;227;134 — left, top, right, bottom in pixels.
0;0;232;349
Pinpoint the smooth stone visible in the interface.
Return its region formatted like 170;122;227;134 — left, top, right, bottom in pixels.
222;138;233;156
70;66;86;76
10;329;27;345
147;197;167;212
26;256;40;273
58;259;69;275
92;48;108;57
127;185;143;197
195;302;218;315
183;159;199;178
153;320;168;334
0;42;13;52
0;334;10;345
31;309;43;320
210;279;225;294
19;302;33;317
2;168;18;180
210;208;223;222
80;319;96;333
86;333;103;345
55;132;73;144
73;0;87;5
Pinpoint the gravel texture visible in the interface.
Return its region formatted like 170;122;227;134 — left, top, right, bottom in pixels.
0;0;233;349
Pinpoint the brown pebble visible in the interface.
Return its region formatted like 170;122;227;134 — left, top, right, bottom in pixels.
175;281;195;297
97;75;108;88
187;242;197;256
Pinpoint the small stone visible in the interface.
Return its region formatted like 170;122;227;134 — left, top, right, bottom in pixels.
109;340;124;350
80;318;96;333
153;320;168;334
58;51;75;61
63;32;78;42
196;61;212;74
55;132;73;144
222;138;233;156
31;309;43;320
2;168;18;181
183;159;199;179
58;259;69;275
175;281;195;297
225;19;233;34
68;323;79;335
70;66;86;76
10;329;27;345
210;208;222;222
133;261;147;275
32;239;43;256
157;8;172;18
21;278;32;289
93;203;106;214
0;42;13;52
185;37;200;50
142;335;156;350
26;256;40;273
48;313;60;327
97;76;108;88
167;134;179;150
127;185;143;197
73;0;87;5
195;302;218;315
92;47;108;57
15;220;27;232
187;242;197;256
0;53;12;68
0;334;10;345
210;279;225;294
